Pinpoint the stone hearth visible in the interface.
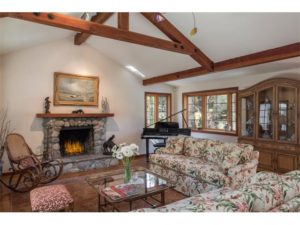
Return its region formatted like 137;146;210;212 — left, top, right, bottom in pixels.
39;114;118;173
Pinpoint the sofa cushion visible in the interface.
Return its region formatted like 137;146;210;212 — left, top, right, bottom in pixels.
202;139;223;164
183;137;207;158
150;153;228;187
163;135;186;155
220;143;244;170
150;153;203;172
281;170;300;202
241;171;284;212
186;162;230;187
136;188;251;212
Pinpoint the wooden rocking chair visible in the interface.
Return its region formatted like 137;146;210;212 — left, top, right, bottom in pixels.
0;133;63;192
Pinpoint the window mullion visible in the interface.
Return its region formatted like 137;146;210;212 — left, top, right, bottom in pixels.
228;94;232;128
203;95;206;129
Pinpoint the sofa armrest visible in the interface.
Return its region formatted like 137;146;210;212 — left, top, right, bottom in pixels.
227;153;259;189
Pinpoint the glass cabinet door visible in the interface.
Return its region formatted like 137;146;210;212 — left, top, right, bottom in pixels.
277;86;297;143
240;94;255;138
258;87;274;140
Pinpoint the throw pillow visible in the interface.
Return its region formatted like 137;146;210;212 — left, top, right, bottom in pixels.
183;137;207;158
164;135;186;155
220;143;243;170
238;144;254;164
202;139;223;164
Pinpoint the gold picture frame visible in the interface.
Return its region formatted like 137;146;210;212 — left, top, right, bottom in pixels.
54;72;99;106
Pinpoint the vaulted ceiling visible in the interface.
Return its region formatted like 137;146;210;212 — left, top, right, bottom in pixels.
0;12;299;86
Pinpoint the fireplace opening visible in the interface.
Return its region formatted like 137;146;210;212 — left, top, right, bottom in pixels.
59;126;94;157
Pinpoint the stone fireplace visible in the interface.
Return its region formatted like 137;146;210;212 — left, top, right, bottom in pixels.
37;113;118;173
43;118;106;159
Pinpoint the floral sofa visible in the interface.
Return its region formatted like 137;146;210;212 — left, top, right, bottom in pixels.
136;170;300;212
149;136;259;196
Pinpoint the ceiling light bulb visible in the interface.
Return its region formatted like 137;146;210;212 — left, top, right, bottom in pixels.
190;27;198;36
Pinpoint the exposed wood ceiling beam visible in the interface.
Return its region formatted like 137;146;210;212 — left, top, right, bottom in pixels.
143;42;300;85
118;13;129;30
74;12;113;45
0;13;9;18
8;13;190;55
141;12;214;71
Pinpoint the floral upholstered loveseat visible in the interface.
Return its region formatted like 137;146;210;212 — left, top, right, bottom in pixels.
149;136;259;196
136;170;300;212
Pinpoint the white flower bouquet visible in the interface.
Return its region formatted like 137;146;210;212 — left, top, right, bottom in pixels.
112;143;139;183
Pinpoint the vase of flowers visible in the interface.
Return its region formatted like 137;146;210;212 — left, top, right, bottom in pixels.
112;143;139;183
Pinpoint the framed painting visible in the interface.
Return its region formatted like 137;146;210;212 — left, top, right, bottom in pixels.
54;72;99;106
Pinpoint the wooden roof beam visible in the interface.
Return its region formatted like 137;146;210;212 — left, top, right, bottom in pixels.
74;12;114;45
143;42;300;85
141;12;214;71
118;13;129;30
9;13;190;55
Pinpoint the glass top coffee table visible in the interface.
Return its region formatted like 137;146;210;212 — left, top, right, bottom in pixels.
85;166;173;212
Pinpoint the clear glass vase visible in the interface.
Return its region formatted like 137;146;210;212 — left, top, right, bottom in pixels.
123;160;132;183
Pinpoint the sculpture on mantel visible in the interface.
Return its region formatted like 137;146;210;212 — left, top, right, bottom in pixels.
103;135;116;155
72;109;84;114
44;97;51;114
101;97;110;113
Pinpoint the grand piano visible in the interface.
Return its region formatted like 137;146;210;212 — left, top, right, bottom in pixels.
141;109;191;162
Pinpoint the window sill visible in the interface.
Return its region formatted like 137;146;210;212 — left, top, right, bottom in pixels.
191;129;238;136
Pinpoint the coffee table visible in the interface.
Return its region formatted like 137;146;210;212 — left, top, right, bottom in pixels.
85;166;174;212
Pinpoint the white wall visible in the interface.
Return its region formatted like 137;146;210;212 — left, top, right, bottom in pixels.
176;69;300;142
0;56;3;108
1;38;175;171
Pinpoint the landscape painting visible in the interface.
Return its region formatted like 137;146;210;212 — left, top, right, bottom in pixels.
54;72;99;106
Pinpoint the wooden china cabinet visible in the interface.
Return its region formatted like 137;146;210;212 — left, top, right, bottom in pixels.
238;78;300;173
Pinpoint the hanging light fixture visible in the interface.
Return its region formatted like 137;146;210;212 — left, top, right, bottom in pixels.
80;12;91;21
189;12;198;36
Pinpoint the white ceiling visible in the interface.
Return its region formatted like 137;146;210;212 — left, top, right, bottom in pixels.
0;12;299;85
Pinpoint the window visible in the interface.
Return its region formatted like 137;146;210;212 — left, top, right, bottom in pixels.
145;92;172;127
183;88;238;135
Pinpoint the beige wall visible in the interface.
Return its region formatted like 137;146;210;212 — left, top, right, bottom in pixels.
176;69;300;142
1;39;175;171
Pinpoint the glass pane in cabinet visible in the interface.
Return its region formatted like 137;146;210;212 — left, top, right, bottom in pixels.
277;86;297;142
241;95;255;137
258;88;273;139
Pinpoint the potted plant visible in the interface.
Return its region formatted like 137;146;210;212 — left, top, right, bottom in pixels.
0;108;12;176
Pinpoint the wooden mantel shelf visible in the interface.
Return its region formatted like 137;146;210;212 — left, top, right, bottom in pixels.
36;113;114;118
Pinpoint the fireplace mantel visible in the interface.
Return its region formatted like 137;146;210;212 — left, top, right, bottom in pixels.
36;113;114;118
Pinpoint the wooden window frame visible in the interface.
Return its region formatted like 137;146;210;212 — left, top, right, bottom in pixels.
145;92;172;127
182;87;238;136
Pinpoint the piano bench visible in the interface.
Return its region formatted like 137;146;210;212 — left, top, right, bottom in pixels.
153;143;166;148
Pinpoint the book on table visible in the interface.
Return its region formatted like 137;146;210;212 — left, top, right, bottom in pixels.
102;183;144;200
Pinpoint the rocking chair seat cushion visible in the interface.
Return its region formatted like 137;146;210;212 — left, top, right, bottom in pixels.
30;184;73;212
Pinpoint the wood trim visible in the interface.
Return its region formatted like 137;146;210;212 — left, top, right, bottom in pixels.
141;13;213;71
74;12;114;45
182;87;238;135
36;113;114;118
118;13;129;30
191;129;238;136
8;13;190;55
144;92;172;127
143;42;300;85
